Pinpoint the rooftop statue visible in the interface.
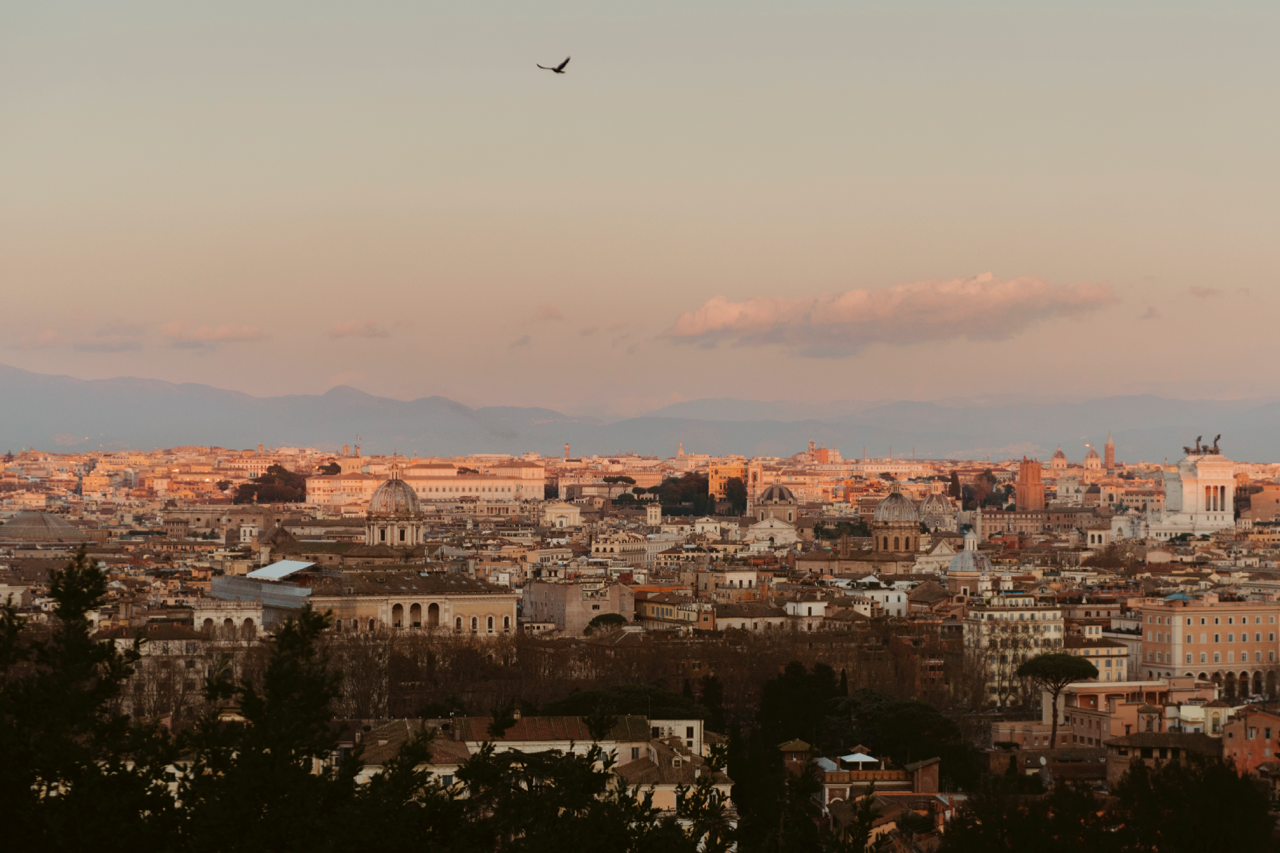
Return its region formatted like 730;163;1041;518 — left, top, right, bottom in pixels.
1183;434;1222;456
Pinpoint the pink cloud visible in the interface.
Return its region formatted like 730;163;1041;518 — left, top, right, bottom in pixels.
162;322;266;348
326;320;391;339
13;330;63;349
1188;286;1221;298
535;302;563;321
667;273;1117;357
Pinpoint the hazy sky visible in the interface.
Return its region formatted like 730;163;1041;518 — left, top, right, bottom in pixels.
3;1;1278;416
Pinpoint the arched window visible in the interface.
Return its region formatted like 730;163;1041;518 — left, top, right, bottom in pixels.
455;616;463;633
471;616;478;633
503;615;511;632
368;618;376;631
487;616;494;633
893;537;899;551
380;527;387;542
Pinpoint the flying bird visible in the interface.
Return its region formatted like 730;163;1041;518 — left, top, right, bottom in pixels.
537;57;570;74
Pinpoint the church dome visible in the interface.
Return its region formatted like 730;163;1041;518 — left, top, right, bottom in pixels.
758;485;796;503
873;485;920;524
1084;446;1100;460
948;549;993;574
920;492;953;512
1052;446;1067;460
368;476;421;516
0;511;88;543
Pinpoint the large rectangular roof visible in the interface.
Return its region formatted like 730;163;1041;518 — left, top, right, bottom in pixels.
246;560;316;581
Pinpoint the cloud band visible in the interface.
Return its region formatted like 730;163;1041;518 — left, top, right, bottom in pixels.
667;273;1116;357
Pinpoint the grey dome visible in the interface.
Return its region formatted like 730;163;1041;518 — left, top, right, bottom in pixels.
368;477;421;516
948;550;993;574
873;486;920;524
1052;446;1067;460
0;511;88;543
758;485;796;503
1085;446;1100;459
920;492;953;512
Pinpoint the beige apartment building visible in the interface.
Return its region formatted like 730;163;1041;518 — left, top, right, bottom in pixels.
1138;594;1280;697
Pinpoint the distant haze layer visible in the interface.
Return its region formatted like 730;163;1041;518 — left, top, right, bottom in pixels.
2;364;1275;463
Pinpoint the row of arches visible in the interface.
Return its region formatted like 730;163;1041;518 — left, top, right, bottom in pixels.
392;602;441;628
388;602;512;634
201;617;254;631
877;535;919;552
1187;669;1278;700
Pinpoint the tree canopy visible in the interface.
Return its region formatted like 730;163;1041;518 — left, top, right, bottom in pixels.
646;473;714;516
584;613;629;635
1016;654;1099;750
941;757;1274;853
814;520;871;540
541;683;708;721
724;477;748;515
233;464;307;504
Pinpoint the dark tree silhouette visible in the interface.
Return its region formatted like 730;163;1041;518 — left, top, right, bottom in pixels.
1017;654;1099;749
725;477;748;515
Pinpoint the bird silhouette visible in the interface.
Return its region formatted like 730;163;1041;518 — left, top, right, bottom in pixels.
537;57;570;74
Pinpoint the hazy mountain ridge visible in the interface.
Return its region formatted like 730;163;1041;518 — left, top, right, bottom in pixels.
0;364;1274;461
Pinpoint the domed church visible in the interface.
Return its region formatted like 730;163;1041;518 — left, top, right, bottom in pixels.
365;470;425;547
872;483;921;553
754;484;799;523
0;511;92;546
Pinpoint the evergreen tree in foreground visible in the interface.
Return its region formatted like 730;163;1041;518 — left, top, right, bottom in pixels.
0;547;178;848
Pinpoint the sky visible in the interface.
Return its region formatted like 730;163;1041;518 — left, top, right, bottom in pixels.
3;1;1278;417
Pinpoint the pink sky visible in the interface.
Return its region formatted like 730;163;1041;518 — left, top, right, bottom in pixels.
2;1;1277;416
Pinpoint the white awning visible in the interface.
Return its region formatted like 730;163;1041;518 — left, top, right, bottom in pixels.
246;560;316;581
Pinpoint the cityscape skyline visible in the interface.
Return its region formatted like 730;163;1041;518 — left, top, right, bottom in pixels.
8;3;1280;846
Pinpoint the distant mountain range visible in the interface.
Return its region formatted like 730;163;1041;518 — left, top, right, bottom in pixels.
2;363;1277;462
